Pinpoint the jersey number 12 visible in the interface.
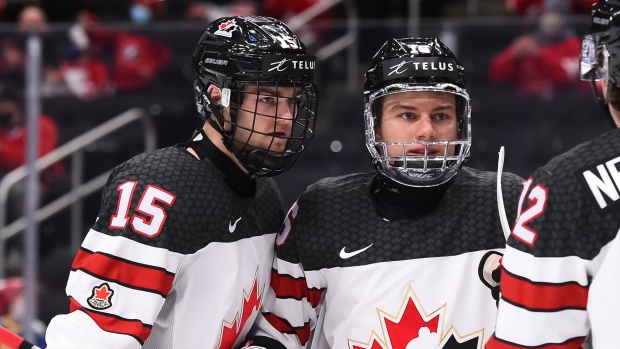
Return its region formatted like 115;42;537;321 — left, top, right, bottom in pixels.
512;178;548;246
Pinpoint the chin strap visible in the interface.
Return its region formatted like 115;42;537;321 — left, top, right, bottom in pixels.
496;146;511;241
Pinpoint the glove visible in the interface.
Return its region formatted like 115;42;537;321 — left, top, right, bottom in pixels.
478;251;503;307
490;262;502;305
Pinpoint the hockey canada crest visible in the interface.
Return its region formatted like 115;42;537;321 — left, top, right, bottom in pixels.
348;286;483;349
214;19;238;38
87;283;114;310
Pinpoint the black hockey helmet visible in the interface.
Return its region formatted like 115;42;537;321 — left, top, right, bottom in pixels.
191;16;319;177
363;37;471;187
580;0;620;126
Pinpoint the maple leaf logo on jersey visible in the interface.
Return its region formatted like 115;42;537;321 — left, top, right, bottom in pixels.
348;286;483;349
216;272;265;349
87;283;114;310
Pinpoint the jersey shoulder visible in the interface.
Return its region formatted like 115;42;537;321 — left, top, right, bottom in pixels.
532;128;620;213
456;166;523;207
459;166;523;188
93;147;226;253
510;129;620;258
299;172;375;207
305;172;375;193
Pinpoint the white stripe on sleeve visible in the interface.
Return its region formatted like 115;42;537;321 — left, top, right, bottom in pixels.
82;229;185;274
494;298;589;347
502;245;591;285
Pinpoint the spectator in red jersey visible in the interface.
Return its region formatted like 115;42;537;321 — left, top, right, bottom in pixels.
0;87;63;201
74;7;171;91
110;32;170;90
490;0;586;98
262;0;332;45
59;19;112;100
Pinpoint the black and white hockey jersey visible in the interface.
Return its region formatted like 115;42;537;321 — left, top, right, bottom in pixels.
486;128;620;349
45;145;285;349
250;167;523;349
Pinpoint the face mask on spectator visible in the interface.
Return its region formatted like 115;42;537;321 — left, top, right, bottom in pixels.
130;4;152;24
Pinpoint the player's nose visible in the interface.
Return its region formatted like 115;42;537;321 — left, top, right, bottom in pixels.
416;115;436;140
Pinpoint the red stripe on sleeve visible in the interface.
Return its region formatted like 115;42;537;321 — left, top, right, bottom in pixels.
69;297;152;344
485;334;586;349
72;248;174;296
264;313;311;345
0;325;26;349
270;271;324;307
501;268;588;311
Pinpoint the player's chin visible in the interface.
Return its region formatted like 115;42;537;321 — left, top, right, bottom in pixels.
264;138;289;153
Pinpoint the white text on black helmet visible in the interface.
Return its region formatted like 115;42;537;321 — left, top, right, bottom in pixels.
382;57;459;79
262;54;317;76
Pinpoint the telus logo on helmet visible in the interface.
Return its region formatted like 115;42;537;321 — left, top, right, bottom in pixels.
384;57;458;79
262;54;316;76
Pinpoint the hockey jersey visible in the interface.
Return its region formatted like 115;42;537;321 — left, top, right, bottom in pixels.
45;146;285;349
250;167;523;349
486;128;620;349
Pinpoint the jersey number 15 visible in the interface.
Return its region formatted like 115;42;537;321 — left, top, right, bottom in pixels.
109;181;177;238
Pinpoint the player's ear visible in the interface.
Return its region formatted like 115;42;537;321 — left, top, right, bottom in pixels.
207;84;222;105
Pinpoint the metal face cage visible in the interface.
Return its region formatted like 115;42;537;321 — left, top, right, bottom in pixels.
222;80;318;177
365;83;471;187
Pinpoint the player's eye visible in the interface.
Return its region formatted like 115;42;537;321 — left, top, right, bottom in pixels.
400;113;415;120
433;113;451;121
260;96;275;104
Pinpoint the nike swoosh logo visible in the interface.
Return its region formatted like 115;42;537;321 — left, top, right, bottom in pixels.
339;244;373;259
229;217;242;233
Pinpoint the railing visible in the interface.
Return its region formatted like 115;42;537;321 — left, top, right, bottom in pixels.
0;108;157;278
288;0;359;93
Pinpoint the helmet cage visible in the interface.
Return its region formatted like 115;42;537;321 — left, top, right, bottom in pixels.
220;78;318;177
580;34;610;82
581;0;620;119
365;82;472;187
191;16;318;176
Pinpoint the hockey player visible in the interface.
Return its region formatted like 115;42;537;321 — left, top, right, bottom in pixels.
242;37;523;349
486;1;620;348
43;16;319;349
